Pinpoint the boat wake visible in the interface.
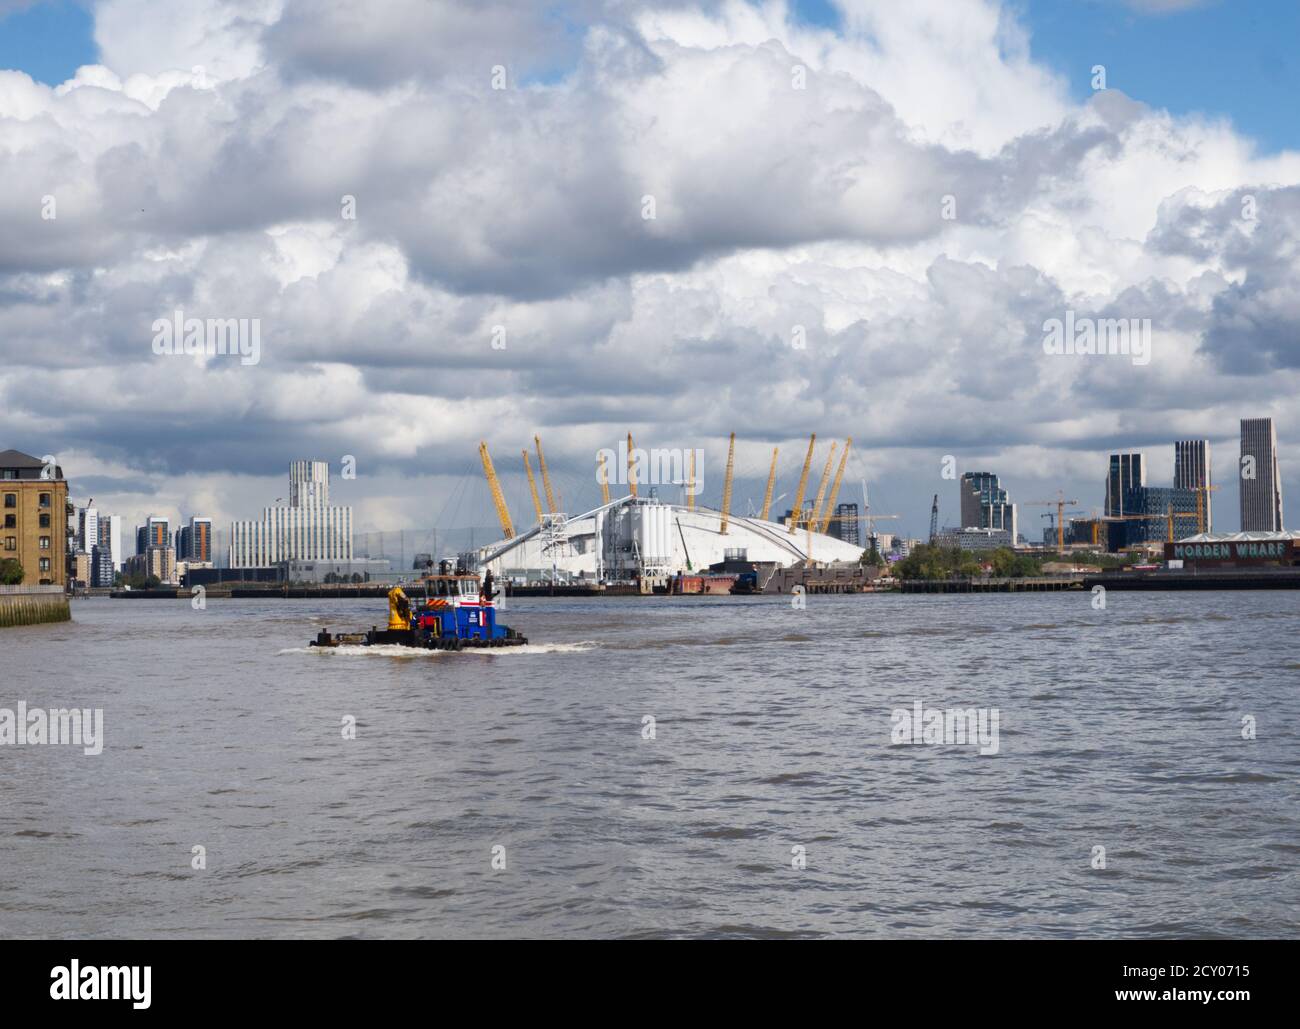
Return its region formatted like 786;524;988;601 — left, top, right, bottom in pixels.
279;641;595;658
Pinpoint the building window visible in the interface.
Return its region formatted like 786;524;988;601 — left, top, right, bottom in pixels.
39;493;50;508
3;514;13;528
39;558;51;572
3;493;14;508
39;536;51;550
4;537;14;551
39;513;49;528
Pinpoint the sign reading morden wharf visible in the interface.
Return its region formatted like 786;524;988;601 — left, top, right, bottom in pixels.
1166;539;1297;565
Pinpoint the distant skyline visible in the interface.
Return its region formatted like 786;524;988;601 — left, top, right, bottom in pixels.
2;0;1298;539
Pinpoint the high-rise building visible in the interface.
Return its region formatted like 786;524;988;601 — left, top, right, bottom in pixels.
99;514;122;573
959;472;1017;541
136;516;170;554
1122;486;1200;545
1105;450;1201;547
0;449;68;586
290;460;330;507
230;462;353;568
1174;439;1212;532
126;545;178;584
73;550;91;587
1105;453;1146;516
78;506;99;553
177;517;213;563
1240;418;1284;532
90;544;115;587
832;502;860;547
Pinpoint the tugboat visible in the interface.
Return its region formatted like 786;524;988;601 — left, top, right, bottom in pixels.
309;568;528;650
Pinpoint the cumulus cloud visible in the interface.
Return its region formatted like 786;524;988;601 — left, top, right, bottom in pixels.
0;0;1298;539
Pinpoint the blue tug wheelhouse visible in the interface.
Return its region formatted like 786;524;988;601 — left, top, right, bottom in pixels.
309;571;527;650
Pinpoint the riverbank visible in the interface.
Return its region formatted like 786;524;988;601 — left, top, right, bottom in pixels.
0;585;71;627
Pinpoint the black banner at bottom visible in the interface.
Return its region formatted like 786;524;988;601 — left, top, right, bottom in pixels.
0;939;1284;1014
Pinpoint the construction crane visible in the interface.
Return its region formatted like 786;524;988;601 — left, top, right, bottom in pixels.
1027;491;1080;551
818;438;852;533
719;432;736;534
860;480;899;544
596;451;611;506
687;449;696;512
787;434;817;534
533;435;558;513
478;441;515;539
808;441;838;533
759;447;779;521
929;494;939;542
1041;509;1084;545
626;432;637;498
523;450;544;523
1195;483;1219;534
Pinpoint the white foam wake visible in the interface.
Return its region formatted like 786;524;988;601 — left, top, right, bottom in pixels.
279;641;595;658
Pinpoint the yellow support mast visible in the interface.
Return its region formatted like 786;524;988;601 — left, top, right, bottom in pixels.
479;441;515;539
787;434;817;534
720;432;736;534
597;451;611;506
808;441;837;535
534;435;557;513
687;449;696;512
819;438;853;533
760;447;779;521
523;450;544;523
627;432;638;498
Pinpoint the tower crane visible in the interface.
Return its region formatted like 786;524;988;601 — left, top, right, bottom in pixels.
523;450;544;523
533;435;558;513
1195;483;1219;534
478;441;515;540
929;494;939;542
596;451;611;506
626;432;637;498
760;447;779;521
1027;491;1080;551
787;434;817;534
860;480;899;545
808;441;838;532
818;438;853;533
720;432;736;534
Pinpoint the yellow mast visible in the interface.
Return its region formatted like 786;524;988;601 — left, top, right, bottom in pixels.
760;447;779;521
818;438;852;533
787;434;817;534
534;435;557;513
627;432;638;498
479;441;515;539
597;451;611;506
687;449;696;512
523;450;544;523
808;441;837;535
720;432;736;534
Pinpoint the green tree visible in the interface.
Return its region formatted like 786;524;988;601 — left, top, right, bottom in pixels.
0;558;24;585
860;537;886;568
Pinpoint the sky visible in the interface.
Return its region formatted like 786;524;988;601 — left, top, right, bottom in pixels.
1;0;1298;549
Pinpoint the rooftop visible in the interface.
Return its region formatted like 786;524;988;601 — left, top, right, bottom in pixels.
0;449;64;480
1178;531;1298;543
